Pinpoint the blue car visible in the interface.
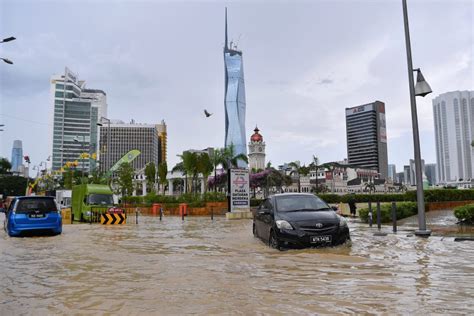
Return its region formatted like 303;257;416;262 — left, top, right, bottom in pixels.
1;196;62;237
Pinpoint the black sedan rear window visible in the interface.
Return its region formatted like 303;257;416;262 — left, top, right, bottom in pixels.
16;198;57;213
276;195;330;212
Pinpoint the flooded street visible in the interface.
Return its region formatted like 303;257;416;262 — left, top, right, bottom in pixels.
1;214;473;315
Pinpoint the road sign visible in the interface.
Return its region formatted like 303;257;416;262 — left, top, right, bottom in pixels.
100;213;126;225
230;168;250;212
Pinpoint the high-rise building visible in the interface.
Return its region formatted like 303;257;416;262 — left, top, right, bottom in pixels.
409;159;425;186
248;126;266;171
388;164;397;182
99;120;166;172
345;101;388;179
403;165;410;185
223;9;247;168
50;67;107;172
433;91;474;183
396;172;405;184
425;163;437;186
10;140;23;172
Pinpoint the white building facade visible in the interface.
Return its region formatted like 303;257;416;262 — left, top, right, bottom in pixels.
433;91;474;183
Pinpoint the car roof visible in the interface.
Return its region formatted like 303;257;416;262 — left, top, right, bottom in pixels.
271;193;316;198
16;196;55;200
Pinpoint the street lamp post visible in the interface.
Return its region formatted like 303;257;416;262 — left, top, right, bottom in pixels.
97;116;111;173
74;135;86;183
1;36;16;65
402;0;432;237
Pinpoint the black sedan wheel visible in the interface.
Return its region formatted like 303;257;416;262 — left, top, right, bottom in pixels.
269;230;280;250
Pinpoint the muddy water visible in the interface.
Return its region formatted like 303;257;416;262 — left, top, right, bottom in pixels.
0;215;473;315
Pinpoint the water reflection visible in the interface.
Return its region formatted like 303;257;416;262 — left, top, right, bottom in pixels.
0;215;473;315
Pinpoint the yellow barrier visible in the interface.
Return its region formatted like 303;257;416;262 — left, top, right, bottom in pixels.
61;208;72;224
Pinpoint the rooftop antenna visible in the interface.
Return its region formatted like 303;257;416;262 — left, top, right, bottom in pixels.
224;7;228;50
235;34;242;49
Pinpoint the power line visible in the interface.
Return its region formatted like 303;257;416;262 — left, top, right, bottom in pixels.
0;114;52;126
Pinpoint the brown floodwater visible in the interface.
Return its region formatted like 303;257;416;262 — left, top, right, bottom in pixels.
0;214;473;315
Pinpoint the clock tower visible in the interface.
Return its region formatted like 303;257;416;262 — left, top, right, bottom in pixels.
248;126;266;171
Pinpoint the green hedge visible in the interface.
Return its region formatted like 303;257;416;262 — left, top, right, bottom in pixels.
454;204;474;224
122;192;226;207
359;202;418;223
318;189;474;204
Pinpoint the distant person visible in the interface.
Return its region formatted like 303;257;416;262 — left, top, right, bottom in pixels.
348;197;357;218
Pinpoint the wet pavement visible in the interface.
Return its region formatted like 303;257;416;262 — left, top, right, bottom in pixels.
0;213;473;315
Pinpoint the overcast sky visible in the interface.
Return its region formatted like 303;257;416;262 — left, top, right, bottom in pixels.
0;0;472;174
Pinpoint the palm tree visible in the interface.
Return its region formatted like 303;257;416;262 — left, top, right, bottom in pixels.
221;143;248;169
309;155;322;193
289;162;310;193
176;151;198;193
158;162;168;195
364;181;376;194
196;153;213;193
210;148;225;192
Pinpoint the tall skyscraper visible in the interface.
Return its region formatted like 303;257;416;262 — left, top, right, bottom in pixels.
10;140;23;172
99;120;166;172
425;163;437;186
387;164;397;182
345;101;388;179
433;91;474;183
50;67;107;172
223;8;247;168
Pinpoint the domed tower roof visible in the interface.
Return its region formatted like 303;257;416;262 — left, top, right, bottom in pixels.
250;126;263;143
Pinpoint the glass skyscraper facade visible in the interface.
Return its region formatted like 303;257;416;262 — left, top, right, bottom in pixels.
51;67;107;172
224;9;247;168
11;140;23;172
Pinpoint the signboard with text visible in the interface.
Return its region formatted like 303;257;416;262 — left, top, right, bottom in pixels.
230;168;250;212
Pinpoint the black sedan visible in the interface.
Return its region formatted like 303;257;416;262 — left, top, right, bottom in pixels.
253;193;350;249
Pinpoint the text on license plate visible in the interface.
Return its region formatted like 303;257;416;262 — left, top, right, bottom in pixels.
311;235;331;243
29;213;45;218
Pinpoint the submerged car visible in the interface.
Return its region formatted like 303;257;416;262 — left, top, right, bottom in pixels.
253;193;350;249
1;196;62;237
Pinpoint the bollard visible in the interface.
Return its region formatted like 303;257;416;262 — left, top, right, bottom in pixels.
376;201;381;231
392;202;397;233
211;206;214;221
136;209;139;225
159;207;163;221
179;203;187;221
368;201;373;227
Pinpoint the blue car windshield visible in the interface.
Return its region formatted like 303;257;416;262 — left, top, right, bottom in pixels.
16;198;57;213
276;196;330;212
87;194;113;205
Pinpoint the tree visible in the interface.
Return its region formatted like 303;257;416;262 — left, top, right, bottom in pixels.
221;144;248;169
144;162;156;193
0;158;12;174
289;162;309;193
177;151;198;193
0;175;28;196
364;181;376;194
115;162;134;196
158;162;168;194
197;153;213;193
309;155;323;193
210;149;225;192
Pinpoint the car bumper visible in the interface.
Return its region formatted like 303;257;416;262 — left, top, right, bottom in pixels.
275;226;350;248
8;223;62;237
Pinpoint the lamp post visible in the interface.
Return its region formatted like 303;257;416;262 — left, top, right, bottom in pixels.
74;135;87;183
1;36;15;65
402;0;432;237
97;116;111;173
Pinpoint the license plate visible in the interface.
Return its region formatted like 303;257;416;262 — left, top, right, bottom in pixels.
311;235;331;243
29;213;45;218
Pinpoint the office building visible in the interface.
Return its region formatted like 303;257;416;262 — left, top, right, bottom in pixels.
425;163;437;186
409;159;425;186
223;9;247;168
396;172;405;184
433;91;474;183
345;101;388;179
99;120;166;172
388;164;397;182
248;126;266;171
50;67;107;172
403;165;410;185
10;140;23;172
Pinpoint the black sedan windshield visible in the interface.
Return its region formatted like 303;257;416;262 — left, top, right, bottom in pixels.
276;195;330;212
